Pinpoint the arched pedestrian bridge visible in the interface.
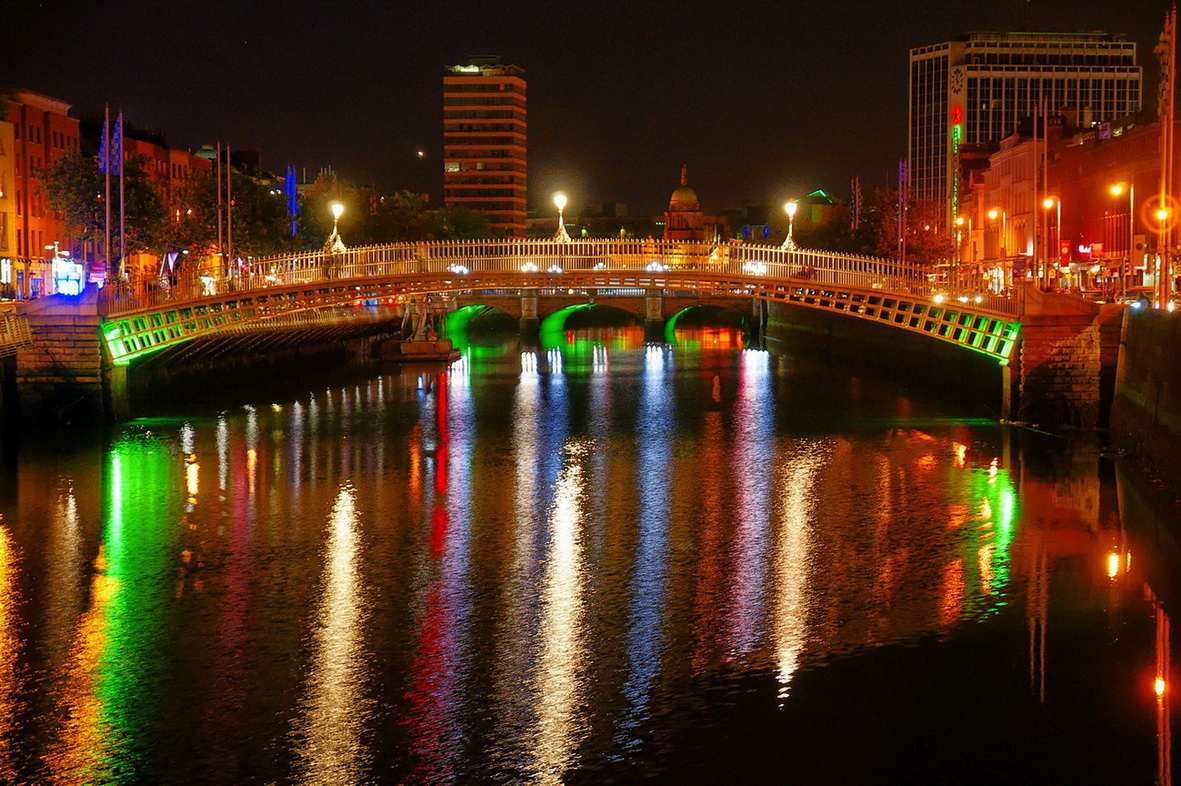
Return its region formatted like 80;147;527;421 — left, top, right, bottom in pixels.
98;239;1021;365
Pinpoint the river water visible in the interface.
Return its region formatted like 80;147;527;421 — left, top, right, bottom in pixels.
0;325;1177;784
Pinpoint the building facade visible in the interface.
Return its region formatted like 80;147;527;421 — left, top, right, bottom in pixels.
443;57;527;238
909;32;1142;229
962;112;1181;296
3;91;82;297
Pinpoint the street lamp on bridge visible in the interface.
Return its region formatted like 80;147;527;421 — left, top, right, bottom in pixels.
553;192;571;242
325;201;347;253
782;200;798;251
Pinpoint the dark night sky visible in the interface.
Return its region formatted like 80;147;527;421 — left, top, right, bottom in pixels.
4;0;1170;215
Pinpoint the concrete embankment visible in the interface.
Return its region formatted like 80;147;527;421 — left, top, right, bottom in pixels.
1111;309;1181;499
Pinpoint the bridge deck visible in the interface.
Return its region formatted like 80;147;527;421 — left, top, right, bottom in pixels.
95;240;1021;365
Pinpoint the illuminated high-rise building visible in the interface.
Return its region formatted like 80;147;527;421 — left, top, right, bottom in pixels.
443;56;527;238
909;32;1142;227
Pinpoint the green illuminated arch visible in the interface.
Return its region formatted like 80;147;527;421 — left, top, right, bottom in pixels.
538;304;594;348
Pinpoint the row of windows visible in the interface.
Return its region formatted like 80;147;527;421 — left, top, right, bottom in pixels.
964;38;1134;50
444;136;524;147
444;96;526;108
444;187;526;199
443;174;526;185
443;109;524;120
442;81;525;94
13;124;41;144
49;131;78;149
14;155;47;176
446;200;524;213
15;229;46;257
444;121;524;132
966;53;1136;67
444;161;526;173
443;149;526;160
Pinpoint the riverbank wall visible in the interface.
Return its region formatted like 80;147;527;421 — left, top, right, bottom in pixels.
1110;309;1181;499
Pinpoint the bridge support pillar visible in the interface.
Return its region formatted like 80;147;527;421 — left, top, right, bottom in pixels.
1001;361;1019;421
747;299;768;348
106;362;130;422
644;293;664;342
520;291;539;340
1016;285;1122;429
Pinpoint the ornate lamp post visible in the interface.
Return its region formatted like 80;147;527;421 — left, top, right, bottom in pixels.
1043;197;1061;289
325;201;347;253
1111;183;1135;299
987;208;1009;290
782;200;798;250
1157;207;1170;308
553;192;571;242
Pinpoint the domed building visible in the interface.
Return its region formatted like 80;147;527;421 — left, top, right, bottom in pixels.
663;165;708;242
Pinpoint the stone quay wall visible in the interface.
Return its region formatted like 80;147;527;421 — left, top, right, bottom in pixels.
12;290;106;422
1016;287;1123;429
1110;308;1181;494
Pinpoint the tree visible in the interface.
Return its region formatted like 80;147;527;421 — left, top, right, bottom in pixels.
853;187;902;259
296;171;360;250
296;174;496;247
902;199;955;269
429;204;494;240
37;149;165;262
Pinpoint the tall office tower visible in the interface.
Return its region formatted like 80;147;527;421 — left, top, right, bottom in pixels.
443;56;527;238
909;32;1142;226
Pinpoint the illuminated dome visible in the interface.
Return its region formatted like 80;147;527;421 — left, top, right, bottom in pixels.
669;165;699;211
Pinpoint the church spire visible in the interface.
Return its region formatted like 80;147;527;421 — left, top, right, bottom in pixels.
681;164;688;186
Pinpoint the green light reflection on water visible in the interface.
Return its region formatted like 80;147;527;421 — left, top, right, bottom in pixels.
94;432;178;779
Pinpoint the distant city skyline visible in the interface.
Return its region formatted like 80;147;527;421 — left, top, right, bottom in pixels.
4;0;1169;214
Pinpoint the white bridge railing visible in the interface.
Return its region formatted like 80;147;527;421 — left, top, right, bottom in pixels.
98;239;1019;317
0;311;33;357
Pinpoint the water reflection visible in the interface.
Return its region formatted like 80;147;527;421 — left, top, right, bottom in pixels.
727;349;774;659
773;444;824;700
293;486;369;784
0;325;1177;782
531;441;590;783
0;516;22;782
620;345;674;744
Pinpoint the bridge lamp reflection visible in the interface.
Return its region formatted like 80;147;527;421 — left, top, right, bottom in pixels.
742;261;767;276
547;263;564;274
646;261;667;272
933;293;946;304
521;262;539;273
448;264;470;275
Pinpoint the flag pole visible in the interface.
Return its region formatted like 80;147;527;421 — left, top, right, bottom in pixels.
103;105;111;280
216;142;223;260
226;145;233;267
118;110;125;278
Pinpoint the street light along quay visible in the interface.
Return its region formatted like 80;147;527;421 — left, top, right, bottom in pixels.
1111;183;1135;300
1043;197;1060;289
987;208;1009;290
1156;206;1170;308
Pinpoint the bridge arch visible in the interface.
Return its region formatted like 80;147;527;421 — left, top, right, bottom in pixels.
97;239;1020;367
